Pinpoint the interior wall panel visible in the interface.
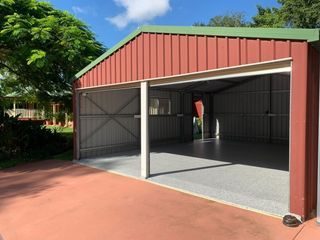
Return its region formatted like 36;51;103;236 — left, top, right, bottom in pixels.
149;90;192;143
212;74;290;143
79;88;192;158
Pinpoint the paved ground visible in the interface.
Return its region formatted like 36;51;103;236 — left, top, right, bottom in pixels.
80;139;289;216
0;160;318;240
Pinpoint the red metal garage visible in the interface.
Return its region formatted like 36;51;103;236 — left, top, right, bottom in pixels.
73;26;320;221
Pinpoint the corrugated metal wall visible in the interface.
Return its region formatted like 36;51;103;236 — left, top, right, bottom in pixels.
150;89;193;143
78;88;192;158
75;33;302;90
79;88;140;158
212;74;290;143
305;45;319;219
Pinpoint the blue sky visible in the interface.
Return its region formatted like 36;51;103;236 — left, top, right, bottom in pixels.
47;0;279;48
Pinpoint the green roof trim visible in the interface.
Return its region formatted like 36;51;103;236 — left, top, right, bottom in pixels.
74;25;320;80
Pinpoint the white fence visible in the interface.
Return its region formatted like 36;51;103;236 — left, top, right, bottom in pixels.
5;108;45;119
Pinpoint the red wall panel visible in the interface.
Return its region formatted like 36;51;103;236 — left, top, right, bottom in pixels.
275;40;291;59
197;36;207;71
217;37;228;68
228;38;240;67
120;47;126;83
305;45;319;219
101;61;106;86
116;49;121;83
106;58;111;85
260;40;274;62
157;34;165;77
125;44;132;81
78;33;300;88
240;38;248;65
137;35;144;80
188;35;197;72
110;54;115;84
180;35;189;74
131;38;138;81
207;37;217;69
143;33;150;79
172;34;180;75
290;41;308;218
76;33;304;89
150;34;157;78
247;39;260;63
164;34;172;76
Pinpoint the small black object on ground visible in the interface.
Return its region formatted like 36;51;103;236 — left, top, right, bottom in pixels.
282;215;302;227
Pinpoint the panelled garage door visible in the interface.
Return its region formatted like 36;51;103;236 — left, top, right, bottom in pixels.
79;88;140;158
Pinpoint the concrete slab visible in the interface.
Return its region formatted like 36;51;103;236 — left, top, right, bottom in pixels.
80;139;289;216
0;160;305;240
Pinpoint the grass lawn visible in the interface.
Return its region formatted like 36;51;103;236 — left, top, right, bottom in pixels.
45;125;73;138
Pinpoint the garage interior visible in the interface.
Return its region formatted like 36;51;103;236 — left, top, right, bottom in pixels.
78;72;290;216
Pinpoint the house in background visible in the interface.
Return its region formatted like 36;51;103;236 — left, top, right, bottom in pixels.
2;93;70;126
3;92;45;120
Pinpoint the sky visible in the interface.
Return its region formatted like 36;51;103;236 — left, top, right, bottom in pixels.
47;0;279;48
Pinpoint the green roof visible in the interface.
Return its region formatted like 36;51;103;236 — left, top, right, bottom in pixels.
74;25;320;80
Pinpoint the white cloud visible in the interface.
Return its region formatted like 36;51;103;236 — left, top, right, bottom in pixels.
72;6;86;14
107;0;171;29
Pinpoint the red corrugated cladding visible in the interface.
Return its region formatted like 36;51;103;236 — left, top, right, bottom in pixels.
75;34;300;89
74;32;319;220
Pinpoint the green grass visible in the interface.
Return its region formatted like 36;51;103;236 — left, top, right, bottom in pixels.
45;125;72;135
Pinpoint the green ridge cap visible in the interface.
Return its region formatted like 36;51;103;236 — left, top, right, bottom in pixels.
74;25;320;80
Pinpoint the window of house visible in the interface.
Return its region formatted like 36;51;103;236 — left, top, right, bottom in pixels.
149;98;171;115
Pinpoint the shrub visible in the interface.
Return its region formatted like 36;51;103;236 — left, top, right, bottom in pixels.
0;114;71;162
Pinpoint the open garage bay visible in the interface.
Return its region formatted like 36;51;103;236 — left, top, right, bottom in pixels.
79;139;289;216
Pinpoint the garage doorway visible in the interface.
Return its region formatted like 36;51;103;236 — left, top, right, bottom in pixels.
78;72;290;217
76;57;292;217
146;73;290;216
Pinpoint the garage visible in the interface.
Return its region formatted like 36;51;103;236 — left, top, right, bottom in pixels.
73;26;320;221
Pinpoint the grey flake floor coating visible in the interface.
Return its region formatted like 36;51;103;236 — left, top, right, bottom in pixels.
79;139;289;216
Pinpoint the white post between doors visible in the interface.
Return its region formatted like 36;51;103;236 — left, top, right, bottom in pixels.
141;81;150;178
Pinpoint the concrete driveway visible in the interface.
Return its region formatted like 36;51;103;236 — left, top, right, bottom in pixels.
0;160;318;240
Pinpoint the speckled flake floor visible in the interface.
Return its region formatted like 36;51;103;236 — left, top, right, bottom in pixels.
79;139;289;216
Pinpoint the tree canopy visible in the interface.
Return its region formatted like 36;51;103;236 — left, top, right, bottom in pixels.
251;5;285;27
196;0;320;28
253;0;320;28
194;12;249;27
0;0;105;101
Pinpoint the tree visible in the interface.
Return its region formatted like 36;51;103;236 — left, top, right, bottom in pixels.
196;1;320;29
194;12;249;27
0;0;105;98
252;0;320;28
252;5;285;27
278;0;320;28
